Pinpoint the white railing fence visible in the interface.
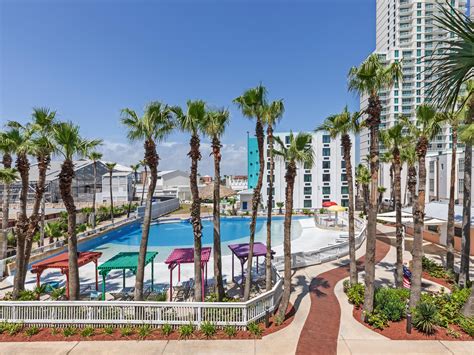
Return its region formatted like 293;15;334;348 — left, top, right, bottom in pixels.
136;197;180;219
0;267;283;329
273;218;367;270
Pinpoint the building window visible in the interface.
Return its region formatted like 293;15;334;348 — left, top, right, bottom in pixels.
322;186;331;195
322;135;331;143
304;161;312;169
429;161;435;173
341;199;349;207
304;200;312;208
322;148;331;156
304;186;312;195
242;201;248;210
285;136;290;144
341;173;347;182
459;178;464;192
459;159;464;173
304;174;312;182
322;161;330;169
429;179;434;192
341;186;349;194
267;188;274;196
322;174;330;182
341;160;346;169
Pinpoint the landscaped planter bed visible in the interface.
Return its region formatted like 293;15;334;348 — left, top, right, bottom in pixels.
0;304;295;342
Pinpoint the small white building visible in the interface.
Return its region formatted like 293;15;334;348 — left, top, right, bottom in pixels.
225;175;248;192
100;171;134;203
238;189;254;212
136;169;191;202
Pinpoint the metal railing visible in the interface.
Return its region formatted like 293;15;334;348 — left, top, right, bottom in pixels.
273;218;367;270
136;197;179;219
0;268;283;329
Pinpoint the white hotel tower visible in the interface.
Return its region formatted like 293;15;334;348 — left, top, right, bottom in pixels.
359;0;469;160
358;0;472;201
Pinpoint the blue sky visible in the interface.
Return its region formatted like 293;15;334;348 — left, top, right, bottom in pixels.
0;0;375;175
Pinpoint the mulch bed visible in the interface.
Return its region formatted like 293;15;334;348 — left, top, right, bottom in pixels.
0;303;295;342
422;271;454;290
353;307;473;341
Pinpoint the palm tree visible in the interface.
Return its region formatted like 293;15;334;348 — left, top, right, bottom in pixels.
52;121;101;300
317;106;360;285
439;109;464;272
273;132;314;319
348;53;402;314
105;162;117;224
381;122;407;287
458;105;474;286
403;106;444;307
276;202;284;214
203;107;230;301
401;143;417;207
234;84;267;300
0;130;16;261
175;100;208;302
262;99;285;291
8;121;33;298
88;151;102;229
227;196;237;215
0;168;18;260
23;108;57;285
128;163;140;218
139;159;147;206
355;164;370;216
121;102;175;301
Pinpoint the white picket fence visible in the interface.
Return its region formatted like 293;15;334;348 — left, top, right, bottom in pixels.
0;269;283;329
273;218;367;270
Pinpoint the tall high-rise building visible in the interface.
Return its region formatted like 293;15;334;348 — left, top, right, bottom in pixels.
359;0;469;160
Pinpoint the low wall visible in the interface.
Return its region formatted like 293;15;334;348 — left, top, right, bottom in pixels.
136;197;179;219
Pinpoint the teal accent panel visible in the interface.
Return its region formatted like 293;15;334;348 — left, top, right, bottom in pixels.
247;137;259;189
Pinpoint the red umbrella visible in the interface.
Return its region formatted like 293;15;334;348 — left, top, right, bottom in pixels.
322;201;337;208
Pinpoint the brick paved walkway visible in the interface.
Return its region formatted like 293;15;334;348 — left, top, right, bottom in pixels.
295;236;392;355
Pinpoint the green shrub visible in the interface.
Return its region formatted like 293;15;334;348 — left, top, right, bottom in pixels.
446;327;461;339
103;326;114;335
5;323;23;336
147;292;167;302
179;324;194;339
374;287;408;322
346;283;365;308
161;323;173;336
413;302;438;334
421;256;454;281
200;321;216;338
366;311;389;330
51;287;66;300
457;316;474;337
62;326;77;337
80;326;95;338
24;326;40;337
342;280;350;293
0;322;7;334
50;327;60;335
247;322;263;337
120;326;134;337
138;324;152;339
223;324;237;338
274;313;284;326
18;290;37;301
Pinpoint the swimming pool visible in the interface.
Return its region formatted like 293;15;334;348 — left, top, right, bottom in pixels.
79;216;308;262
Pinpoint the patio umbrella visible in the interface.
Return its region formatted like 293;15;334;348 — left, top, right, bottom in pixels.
327;205;346;225
199;183;237;201
322;201;337;208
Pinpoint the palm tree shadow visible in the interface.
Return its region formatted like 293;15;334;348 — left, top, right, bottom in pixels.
308;276;330;298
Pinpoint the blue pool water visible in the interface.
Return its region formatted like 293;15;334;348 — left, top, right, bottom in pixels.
79;216;308;262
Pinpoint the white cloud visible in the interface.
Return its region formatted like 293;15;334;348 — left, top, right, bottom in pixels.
100;139;247;176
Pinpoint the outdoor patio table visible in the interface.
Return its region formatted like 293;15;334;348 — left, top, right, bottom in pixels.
228;242;274;285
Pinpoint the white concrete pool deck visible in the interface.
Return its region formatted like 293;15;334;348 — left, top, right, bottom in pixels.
2;217;350;296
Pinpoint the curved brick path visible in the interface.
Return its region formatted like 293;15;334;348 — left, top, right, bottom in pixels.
295;236;392;355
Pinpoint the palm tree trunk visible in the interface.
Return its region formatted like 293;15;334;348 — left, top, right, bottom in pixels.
141;167;147;206
189;134;203;301
212;137;225;301
408;165;417;208
244;119;265;301
134;140;158;301
446;126;457;272
363;184;369;215
459;105;473;286
342;134;357;285
59;159;80;300
91;161;97;229
109;171;114;224
363;95;381;315
278;163;296;319
266;124;274;291
127;171;137;218
1;152;12;261
409;139;428;308
12;153;29;298
23;154;50;286
393;151;403;287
